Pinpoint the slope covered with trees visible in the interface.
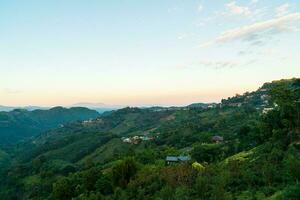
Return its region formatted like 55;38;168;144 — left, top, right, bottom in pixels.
0;78;299;200
0;107;100;144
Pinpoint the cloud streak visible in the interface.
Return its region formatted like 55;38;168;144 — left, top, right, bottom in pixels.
276;3;290;17
3;88;22;94
226;1;251;16
198;4;203;12
201;13;300;47
197;60;239;69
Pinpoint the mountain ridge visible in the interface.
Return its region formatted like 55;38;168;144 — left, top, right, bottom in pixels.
0;107;100;144
0;78;299;199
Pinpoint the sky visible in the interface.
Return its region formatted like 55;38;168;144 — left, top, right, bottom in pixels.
0;0;300;107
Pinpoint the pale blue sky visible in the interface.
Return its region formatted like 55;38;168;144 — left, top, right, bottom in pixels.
1;0;300;106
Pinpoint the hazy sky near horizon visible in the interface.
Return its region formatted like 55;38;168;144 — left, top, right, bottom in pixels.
1;0;300;107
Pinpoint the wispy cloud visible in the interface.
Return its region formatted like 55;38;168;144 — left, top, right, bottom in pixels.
198;60;239;69
226;1;251;16
238;50;253;56
251;0;259;4
167;6;179;13
176;59;243;70
201;13;300;47
276;3;290;17
3;88;22;94
177;33;188;40
198;4;203;12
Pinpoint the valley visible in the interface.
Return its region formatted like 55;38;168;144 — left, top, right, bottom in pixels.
0;78;299;199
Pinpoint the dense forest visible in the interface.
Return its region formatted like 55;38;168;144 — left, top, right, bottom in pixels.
0;78;299;200
0;107;100;144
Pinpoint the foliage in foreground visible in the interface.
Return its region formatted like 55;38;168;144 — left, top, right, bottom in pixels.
0;78;299;200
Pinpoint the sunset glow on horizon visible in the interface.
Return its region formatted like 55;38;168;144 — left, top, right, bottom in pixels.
1;0;300;107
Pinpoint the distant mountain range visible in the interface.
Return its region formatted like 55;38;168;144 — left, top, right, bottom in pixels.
0;105;48;112
1;78;299;199
1;102;216;113
70;102;123;113
0;103;123;113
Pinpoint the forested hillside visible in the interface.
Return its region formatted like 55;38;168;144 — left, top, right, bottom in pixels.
0;78;299;200
0;107;100;144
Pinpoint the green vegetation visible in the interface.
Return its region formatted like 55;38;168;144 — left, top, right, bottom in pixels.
0;107;100;144
0;78;299;200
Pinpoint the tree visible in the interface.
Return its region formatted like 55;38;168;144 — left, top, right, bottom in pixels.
53;177;74;200
95;175;113;195
192;162;205;171
112;157;137;188
191;143;223;163
83;168;102;191
261;83;300;146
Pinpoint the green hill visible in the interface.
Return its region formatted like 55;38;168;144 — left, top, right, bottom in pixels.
0;78;299;200
0;107;100;144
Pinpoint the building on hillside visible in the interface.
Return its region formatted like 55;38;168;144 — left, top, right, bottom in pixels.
260;94;268;100
207;103;217;108
132;136;141;144
122;137;132;143
83;119;93;125
259;88;268;92
140;136;153;141
166;156;191;165
178;156;191;162
228;103;242;107
263;107;274;114
121;135;155;144
166;156;178;164
212;135;224;143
